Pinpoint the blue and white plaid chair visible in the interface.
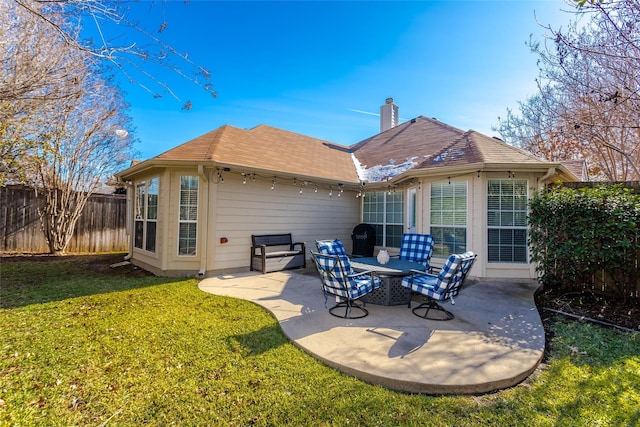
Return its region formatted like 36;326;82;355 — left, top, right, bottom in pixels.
315;239;348;257
401;251;477;320
311;251;381;319
396;233;435;269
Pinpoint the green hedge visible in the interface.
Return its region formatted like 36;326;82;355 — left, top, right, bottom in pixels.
529;184;640;303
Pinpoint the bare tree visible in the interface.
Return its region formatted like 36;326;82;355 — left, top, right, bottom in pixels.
12;0;216;107
1;0;87;182
25;54;134;254
1;0;134;254
33;75;133;254
496;0;640;181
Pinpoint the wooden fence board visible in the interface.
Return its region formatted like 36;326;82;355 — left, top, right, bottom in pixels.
1;185;127;253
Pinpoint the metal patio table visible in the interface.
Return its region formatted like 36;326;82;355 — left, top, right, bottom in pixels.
350;257;426;306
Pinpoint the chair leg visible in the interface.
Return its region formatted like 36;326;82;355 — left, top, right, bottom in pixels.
329;299;369;319
411;299;454;321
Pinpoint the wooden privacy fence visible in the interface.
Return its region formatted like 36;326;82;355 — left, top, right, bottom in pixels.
558;181;640;300
1;185;128;253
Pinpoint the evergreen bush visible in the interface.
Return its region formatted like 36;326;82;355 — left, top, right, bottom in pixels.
529;184;640;303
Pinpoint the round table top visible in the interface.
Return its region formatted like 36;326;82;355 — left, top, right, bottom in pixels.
350;257;426;276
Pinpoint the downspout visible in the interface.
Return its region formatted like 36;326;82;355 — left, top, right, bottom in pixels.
123;181;134;261
538;167;556;187
197;165;209;277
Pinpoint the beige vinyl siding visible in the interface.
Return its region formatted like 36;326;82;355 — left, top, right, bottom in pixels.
208;173;360;272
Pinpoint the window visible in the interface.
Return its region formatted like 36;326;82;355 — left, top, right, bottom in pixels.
134;178;158;252
146;178;158;252
487;179;528;263
178;176;198;256
363;191;404;248
430;181;467;257
134;183;145;249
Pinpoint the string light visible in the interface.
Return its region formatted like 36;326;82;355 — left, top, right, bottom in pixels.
211;167;471;199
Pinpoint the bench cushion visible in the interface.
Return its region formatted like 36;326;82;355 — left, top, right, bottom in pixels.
263;250;302;257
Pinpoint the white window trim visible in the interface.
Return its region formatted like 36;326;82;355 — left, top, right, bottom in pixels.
487;178;529;263
178;176;198;257
429;180;467;257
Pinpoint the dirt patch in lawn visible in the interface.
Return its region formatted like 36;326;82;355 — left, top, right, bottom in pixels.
0;252;154;278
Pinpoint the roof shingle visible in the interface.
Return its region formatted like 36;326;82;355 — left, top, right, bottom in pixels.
155;124;360;183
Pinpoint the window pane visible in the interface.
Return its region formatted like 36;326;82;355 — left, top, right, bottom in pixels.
501;212;514;227
178;223;197;256
431;226;466;256
386;225;403;248
488;229;499;244
134;220;144;249
514;211;528;227
135;183;145;220
513;246;527;262
373;224;384;247
145;221;157;253
147;178;159;220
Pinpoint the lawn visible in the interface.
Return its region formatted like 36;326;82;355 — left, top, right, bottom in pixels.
1;254;639;426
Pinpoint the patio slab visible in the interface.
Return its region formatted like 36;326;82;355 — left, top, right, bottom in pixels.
198;269;544;395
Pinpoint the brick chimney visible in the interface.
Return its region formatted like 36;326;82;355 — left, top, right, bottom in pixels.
380;98;398;132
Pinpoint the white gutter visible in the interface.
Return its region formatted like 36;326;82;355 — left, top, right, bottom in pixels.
538;167;556;186
197;165;209;277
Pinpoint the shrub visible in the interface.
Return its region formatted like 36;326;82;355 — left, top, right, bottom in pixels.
529;184;640;303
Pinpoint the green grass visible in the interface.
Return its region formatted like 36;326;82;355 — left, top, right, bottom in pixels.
1;254;639;426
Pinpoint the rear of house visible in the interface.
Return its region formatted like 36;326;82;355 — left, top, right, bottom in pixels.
116;99;580;279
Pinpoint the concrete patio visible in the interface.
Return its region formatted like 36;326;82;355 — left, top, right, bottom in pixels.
198;268;545;395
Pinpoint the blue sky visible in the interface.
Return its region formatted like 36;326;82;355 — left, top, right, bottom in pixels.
109;1;573;160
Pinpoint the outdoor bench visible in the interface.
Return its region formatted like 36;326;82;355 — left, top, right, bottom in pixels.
250;233;306;274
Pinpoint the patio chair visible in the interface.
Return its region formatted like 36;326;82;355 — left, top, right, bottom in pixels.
401;251;477;320
315;239;349;256
396;233;435;269
311;251;381;319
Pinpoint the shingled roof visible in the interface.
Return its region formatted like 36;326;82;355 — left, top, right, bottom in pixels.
121;115;569;184
349;116;548;181
153;124;359;183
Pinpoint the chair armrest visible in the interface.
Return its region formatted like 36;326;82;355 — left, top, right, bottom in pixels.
252;244;267;256
348;270;376;279
409;269;437;278
428;265;441;274
291;242;306;252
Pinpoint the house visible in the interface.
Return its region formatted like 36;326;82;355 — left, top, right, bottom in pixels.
115;99;579;279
